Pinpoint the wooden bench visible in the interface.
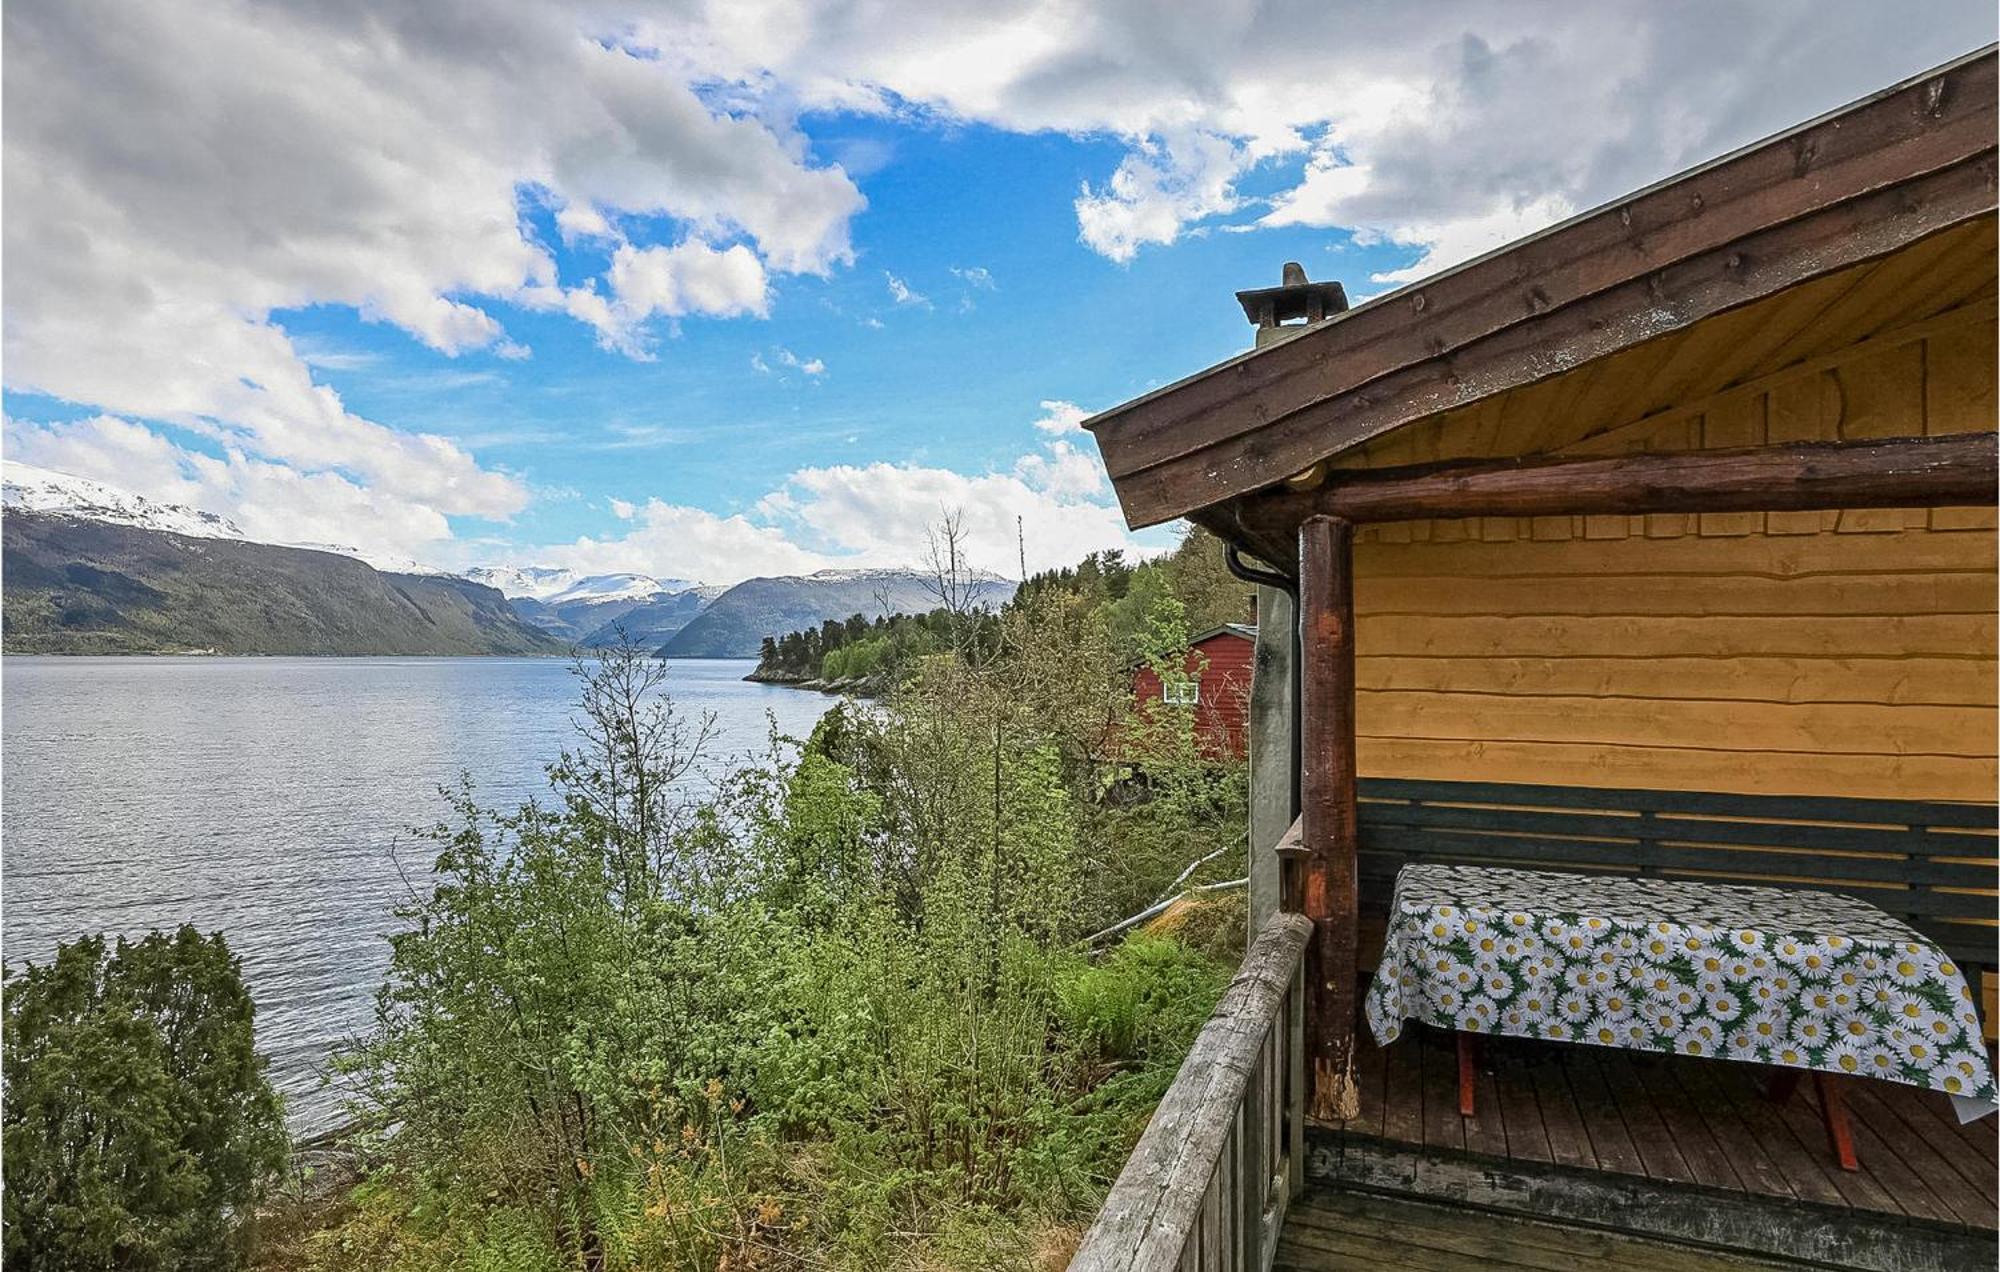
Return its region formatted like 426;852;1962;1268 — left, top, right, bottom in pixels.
1354;778;1999;1044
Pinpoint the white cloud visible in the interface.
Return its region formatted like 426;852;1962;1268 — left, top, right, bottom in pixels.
1076;130;1246;263
608;497;637;519
1031;400;1092;436
5;415;454;559
566;241;772;356
752;347;828;378
950;265;996;289
884;272;930;308
525;499;830;583
522;400;1147;584
669;1;1988;274
1013;440;1105;499
6;0;868;551
776;348;827;376
11;0;1986;576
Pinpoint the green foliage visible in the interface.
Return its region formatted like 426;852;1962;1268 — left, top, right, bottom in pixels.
3;926;287;1270
318;518;1254;1270
754;606;965;685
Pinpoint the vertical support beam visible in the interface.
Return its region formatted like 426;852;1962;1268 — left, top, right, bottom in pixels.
1247;585;1297;936
1299;515;1360;1123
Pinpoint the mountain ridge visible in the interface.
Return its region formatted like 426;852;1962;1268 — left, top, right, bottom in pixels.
3;511;565;656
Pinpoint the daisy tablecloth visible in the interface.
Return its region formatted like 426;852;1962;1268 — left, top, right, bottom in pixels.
1365;864;1996;1118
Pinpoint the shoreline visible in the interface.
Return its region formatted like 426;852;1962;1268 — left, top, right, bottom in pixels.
743;668;879;699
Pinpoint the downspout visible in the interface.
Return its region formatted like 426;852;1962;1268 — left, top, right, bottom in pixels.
1224;542;1301;822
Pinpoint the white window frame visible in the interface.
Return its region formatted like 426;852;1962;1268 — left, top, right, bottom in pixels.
1162;678;1201;706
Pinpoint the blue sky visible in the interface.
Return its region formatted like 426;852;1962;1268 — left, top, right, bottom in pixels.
6;2;1991;582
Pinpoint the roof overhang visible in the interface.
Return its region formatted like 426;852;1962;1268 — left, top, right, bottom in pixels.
1084;47;1999;534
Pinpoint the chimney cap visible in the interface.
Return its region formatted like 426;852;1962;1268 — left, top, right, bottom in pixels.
1236;262;1348;328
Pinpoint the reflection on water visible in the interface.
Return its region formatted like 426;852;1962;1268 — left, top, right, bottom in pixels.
2;656;833;1135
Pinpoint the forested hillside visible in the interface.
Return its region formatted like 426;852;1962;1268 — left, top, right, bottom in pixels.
2;512;563;656
752;526;1252;691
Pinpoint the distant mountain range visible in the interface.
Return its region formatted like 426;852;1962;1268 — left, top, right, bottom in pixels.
2;511;562;655
2;462;1017;658
657;568;1014;658
464;567;726;650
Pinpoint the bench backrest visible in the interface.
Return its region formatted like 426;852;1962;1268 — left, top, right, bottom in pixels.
1356;778;1998;971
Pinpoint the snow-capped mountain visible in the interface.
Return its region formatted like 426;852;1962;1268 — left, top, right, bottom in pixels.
549;572;698;605
463;565;698;603
3;462;248;542
3;462;456;577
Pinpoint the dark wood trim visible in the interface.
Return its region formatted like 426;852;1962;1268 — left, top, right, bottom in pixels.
1207;432;1998;574
1087;50;1998;528
1310;430;1990;522
1300;515;1361;1123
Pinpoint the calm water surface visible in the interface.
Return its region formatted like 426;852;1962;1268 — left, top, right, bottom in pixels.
2;656;833;1134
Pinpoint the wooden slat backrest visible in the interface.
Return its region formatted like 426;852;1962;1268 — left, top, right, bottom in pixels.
1356;778;1998;970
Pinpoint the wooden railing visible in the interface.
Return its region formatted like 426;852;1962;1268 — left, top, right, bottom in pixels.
1068;910;1312;1272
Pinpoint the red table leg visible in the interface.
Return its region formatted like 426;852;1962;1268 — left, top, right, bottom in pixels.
1814;1073;1859;1172
1457;1031;1477;1117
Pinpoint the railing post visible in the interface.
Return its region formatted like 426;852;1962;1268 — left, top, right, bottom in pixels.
1299;515;1360;1123
1239;1035;1266;1270
1287;951;1305;1199
1065;914;1312;1272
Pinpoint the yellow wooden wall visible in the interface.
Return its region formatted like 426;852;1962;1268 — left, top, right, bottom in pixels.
1344;301;1998;803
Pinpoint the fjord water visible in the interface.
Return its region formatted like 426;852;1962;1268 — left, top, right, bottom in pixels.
2;656;833;1135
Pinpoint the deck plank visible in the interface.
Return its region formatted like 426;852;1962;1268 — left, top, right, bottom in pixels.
1629;1053;1744;1192
1525;1046;1596;1169
1699;1063;1849;1209
1909;1079;2000;1171
1668;1057;1794;1201
1273;1188;1815;1271
1824;1080;1976;1224
1766;1076;1906;1216
1560;1048;1647;1177
1342;1028;1995;1234
1843;1080;1993;1227
1903;1087;2000;1207
1418;1028;1466;1155
1491;1041;1554;1164
1380;1034;1425;1146
1594;1048;1698;1183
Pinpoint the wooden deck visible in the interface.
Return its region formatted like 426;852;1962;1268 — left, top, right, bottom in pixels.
1338;1023;1997;1231
1273;1187;1813;1271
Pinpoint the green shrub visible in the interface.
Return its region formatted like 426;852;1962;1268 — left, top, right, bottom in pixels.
3;926;286;1270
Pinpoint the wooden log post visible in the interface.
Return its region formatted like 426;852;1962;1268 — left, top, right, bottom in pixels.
1299;515;1360;1123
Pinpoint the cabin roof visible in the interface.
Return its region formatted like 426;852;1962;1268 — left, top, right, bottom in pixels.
1191;623;1257;646
1084;47;1999;532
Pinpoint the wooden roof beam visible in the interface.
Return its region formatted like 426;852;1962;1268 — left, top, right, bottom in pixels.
1206;432;1998;574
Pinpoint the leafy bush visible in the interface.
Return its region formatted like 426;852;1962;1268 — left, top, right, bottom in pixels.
320;519;1252;1270
3;926;286;1270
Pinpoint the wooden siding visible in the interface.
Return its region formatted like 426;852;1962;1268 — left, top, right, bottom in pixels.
1339;297;1997;806
1134;630;1256;759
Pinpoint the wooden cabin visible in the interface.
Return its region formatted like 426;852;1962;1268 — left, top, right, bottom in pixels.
1069;49;1998;1272
1133;624;1257;759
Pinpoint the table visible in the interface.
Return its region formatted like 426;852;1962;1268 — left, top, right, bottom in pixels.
1365;864;1997;1168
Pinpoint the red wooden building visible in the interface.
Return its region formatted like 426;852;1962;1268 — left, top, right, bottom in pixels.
1131;624;1256;759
